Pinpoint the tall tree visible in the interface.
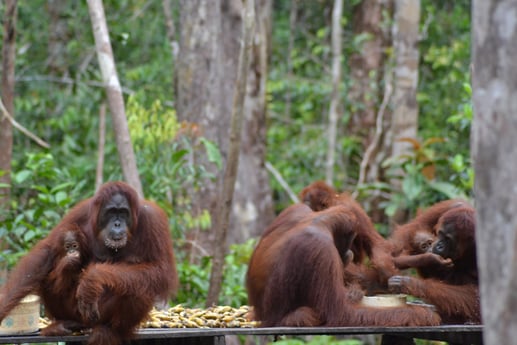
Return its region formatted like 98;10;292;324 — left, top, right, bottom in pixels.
47;0;68;75
472;0;517;343
176;0;226;257
0;0;17;215
325;0;343;185
207;0;256;306
87;0;143;197
177;0;274;255
390;0;421;159
0;0;17;282
348;0;385;152
284;0;298;119
231;0;275;244
348;0;392;224
162;0;178;58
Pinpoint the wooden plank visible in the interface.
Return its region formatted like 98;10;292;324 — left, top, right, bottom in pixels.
0;325;484;345
132;335;226;345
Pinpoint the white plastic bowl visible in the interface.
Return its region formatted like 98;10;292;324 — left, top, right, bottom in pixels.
361;294;407;308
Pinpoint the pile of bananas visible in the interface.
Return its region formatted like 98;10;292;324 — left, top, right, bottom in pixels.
141;305;259;329
38;305;259;330
38;317;51;329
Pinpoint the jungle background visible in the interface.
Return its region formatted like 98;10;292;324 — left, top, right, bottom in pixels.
0;1;472;342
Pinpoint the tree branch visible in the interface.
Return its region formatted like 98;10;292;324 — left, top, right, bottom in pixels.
353;68;392;198
0;98;50;149
95;102;106;192
265;161;299;203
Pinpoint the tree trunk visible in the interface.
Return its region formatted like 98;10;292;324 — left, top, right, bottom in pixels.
47;0;68;75
0;0;17;215
284;0;298;118
87;0;143;197
472;1;517;343
390;0;420;159
348;0;391;224
162;0;179;59
177;0;274;255
325;0;343;185
162;0;179;84
176;0;226;258
207;0;256;306
348;0;384;149
95;103;107;192
0;0;17;283
231;0;275;244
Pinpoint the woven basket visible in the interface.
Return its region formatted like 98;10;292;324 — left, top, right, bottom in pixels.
0;295;40;335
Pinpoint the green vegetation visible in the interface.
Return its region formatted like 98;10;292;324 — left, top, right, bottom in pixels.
1;1;472;321
271;336;363;345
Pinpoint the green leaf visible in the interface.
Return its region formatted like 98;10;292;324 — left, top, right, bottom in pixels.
43;209;61;220
402;177;423;202
200;138;222;170
171;149;188;164
33;185;50;194
14;170;32;184
450;154;465;172
23;230;37;242
55;191;68;206
385;204;398;217
38;193;50;203
50;182;74;193
427;180;468;200
463;82;472;95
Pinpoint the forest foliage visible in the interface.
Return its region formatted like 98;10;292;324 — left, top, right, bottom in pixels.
0;0;471;308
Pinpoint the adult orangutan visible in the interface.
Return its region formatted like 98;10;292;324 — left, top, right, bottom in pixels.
0;181;178;345
388;199;470;277
299;181;397;293
246;203;441;327
389;206;480;324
